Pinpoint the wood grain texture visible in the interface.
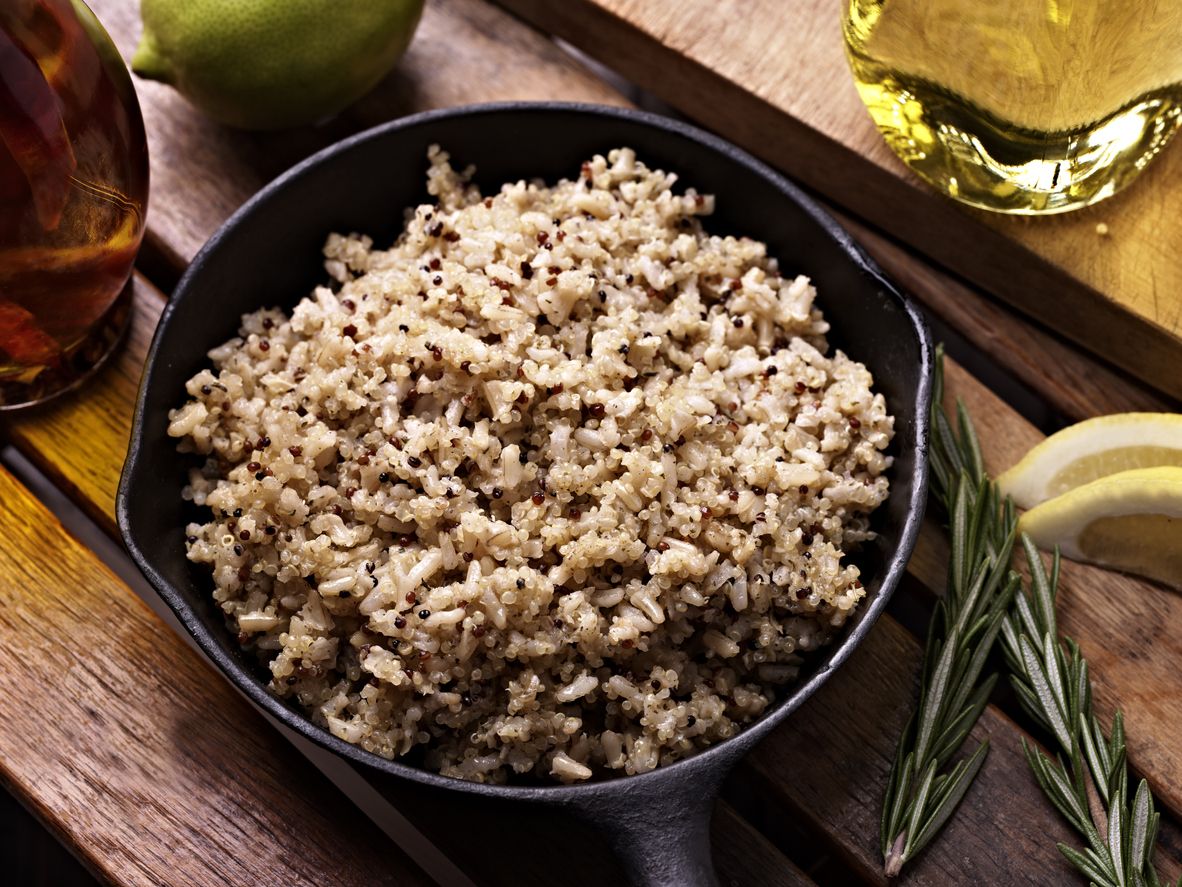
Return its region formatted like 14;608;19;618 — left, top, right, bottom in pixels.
712;802;818;887
13;0;1177;883
832;212;1178;422
750;612;1182;885
0;466;430;887
11;274;1175;881
493;0;1182;399
747;616;1081;885
910;362;1182;817
87;0;626;269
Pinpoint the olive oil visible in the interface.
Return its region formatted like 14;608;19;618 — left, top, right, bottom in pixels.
844;0;1182;214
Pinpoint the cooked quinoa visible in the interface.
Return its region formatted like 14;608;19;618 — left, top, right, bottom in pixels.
169;146;894;784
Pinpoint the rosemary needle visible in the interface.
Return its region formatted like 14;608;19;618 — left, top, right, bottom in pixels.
880;348;1018;876
883;347;1181;886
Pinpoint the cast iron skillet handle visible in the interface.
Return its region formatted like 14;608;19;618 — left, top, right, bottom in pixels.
567;751;734;887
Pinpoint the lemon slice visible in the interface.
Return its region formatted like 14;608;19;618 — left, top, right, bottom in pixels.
1017;467;1182;589
998;413;1182;509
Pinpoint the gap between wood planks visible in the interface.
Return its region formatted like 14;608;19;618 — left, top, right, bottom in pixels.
0;445;470;887
11;262;1179;887
14;0;1179;880
0;442;815;886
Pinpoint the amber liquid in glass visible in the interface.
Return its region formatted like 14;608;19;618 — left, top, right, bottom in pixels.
0;0;147;407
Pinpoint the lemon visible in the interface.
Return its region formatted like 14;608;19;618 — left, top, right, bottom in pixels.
1017;467;1182;589
997;412;1182;509
132;0;424;130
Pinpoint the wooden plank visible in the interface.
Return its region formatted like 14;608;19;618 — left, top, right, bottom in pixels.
746;615;1085;885
492;0;1182;399
750;608;1182;885
86;0;626;269
909;362;1182;817
6;287;1154;883
0;466;431;887
0;296;819;887
832;212;1178;422
713;803;818;887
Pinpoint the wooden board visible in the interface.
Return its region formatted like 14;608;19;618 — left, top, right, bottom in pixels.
7;0;1179;882
752;610;1087;885
493;0;1182;399
10;274;1179;885
831;212;1178;422
0;466;431;887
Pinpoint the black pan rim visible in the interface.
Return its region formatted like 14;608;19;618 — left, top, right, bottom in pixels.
117;100;933;804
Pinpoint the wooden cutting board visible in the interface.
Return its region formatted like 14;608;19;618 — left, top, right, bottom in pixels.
496;0;1182;398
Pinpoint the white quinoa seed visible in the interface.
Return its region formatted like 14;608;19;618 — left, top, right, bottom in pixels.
169;146;894;784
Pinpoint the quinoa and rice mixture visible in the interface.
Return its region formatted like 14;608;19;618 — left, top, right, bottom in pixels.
168;147;894;784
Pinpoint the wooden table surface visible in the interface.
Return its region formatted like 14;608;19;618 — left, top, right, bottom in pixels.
2;1;1180;885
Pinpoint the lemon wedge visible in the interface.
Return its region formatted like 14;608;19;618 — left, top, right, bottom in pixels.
997;413;1182;509
1017;467;1182;589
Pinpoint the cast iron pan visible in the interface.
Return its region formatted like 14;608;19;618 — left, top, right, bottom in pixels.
118;102;932;886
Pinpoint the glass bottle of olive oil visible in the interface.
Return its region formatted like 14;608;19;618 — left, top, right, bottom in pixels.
844;0;1182;214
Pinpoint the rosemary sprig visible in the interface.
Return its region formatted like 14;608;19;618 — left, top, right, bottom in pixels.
885;346;1180;885
880;349;1020;875
1002;535;1180;887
